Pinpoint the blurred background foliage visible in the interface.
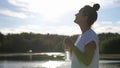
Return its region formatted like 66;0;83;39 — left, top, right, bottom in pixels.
0;32;120;54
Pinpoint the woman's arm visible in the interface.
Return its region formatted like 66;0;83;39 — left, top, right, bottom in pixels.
64;37;96;66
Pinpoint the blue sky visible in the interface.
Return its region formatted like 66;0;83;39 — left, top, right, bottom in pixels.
0;0;120;35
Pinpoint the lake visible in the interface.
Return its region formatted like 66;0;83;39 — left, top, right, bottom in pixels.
0;52;120;68
0;60;120;68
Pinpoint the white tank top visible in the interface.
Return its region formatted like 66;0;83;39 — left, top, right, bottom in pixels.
71;29;99;68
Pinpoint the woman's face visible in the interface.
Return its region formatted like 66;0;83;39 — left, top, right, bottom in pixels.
74;9;87;25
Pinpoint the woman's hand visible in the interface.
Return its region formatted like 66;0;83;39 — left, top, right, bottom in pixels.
64;37;74;49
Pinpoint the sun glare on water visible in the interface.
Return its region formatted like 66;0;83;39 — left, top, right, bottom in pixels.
41;61;65;68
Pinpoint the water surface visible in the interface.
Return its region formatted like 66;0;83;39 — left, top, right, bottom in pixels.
0;60;120;68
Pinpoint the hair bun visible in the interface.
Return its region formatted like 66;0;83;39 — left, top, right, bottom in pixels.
93;4;100;11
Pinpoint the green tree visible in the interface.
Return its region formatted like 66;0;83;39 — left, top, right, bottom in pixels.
0;32;4;47
100;36;120;54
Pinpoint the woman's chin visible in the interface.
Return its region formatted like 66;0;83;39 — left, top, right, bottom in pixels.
74;20;76;23
74;20;77;24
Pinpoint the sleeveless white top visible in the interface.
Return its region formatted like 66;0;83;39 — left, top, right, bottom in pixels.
71;29;99;68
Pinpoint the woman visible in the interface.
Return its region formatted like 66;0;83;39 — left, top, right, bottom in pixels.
64;4;100;68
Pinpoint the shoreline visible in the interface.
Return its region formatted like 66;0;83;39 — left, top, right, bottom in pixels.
100;54;120;60
0;53;120;60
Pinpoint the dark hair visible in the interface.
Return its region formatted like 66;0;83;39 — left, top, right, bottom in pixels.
81;4;100;26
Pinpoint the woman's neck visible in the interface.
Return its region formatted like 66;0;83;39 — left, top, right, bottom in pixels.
79;24;90;34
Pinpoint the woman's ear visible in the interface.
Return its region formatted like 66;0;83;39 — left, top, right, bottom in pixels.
83;16;88;22
85;16;88;20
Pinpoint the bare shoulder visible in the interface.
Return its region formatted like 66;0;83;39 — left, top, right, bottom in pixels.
85;41;96;51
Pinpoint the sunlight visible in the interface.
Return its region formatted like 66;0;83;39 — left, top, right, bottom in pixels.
8;0;94;21
1;0;120;35
41;61;65;68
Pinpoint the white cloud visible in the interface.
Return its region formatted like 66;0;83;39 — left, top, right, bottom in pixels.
93;21;120;33
0;28;30;35
0;24;39;35
88;0;120;7
0;21;120;35
8;0;28;8
0;9;28;19
1;0;120;35
0;24;79;36
41;25;80;36
7;0;119;21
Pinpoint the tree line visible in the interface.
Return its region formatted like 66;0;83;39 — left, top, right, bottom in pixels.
0;32;120;54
